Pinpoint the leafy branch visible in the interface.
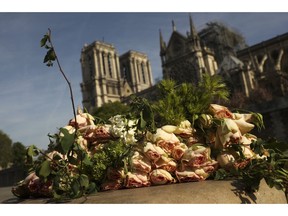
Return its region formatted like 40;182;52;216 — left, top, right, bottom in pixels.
40;28;77;128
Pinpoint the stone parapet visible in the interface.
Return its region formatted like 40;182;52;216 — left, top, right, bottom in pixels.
1;179;286;204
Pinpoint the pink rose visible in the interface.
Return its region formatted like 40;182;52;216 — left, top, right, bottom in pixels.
154;156;177;172
143;142;166;162
209;104;234;119
131;151;152;173
124;172;151;188
181;145;212;169
80;125;112;144
69;110;95;129
157;140;179;154
171;143;188;160
175;169;203;182
150;169;176;185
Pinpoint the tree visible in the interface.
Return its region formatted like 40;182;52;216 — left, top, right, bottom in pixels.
12;142;27;167
92;101;130;123
0;130;13;169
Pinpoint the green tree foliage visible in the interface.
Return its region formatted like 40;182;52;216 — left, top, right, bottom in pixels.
12;142;27;167
0;130;13;169
92;101;130;123
152;74;230;126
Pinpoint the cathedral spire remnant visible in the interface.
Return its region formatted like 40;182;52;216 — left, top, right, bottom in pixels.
159;29;166;52
189;14;197;37
172;20;176;32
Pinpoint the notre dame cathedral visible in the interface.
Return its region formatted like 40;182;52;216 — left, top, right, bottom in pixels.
80;41;153;112
80;15;288;114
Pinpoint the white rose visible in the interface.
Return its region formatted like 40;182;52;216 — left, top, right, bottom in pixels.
151;128;180;143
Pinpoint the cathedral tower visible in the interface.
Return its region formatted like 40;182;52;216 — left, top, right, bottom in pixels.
80;41;153;112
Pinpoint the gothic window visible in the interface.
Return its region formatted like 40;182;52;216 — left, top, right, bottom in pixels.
108;53;113;78
88;55;93;79
141;62;146;84
102;52;106;76
112;85;116;95
122;64;127;79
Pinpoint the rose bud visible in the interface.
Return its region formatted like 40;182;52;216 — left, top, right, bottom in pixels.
150;169;176;185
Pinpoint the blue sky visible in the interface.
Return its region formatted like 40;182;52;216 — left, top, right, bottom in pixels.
1;9;288;150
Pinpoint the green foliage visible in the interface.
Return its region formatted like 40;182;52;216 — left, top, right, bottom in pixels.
129;95;156;133
58;128;75;154
40;31;56;67
12;142;27;167
0;130;13;168
82;139;132;186
153;74;230;126
37;160;51;179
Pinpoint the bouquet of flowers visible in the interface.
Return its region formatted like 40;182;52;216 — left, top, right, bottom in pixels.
11;100;288;200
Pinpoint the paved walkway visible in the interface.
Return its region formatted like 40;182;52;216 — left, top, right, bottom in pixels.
0;180;287;204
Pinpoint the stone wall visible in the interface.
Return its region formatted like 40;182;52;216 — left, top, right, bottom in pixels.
248;96;288;144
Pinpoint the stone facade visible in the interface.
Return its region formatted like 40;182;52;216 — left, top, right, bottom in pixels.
218;33;288;97
159;16;218;84
80;41;153;111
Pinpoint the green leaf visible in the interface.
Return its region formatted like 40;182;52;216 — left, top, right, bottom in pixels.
83;154;92;166
79;174;89;189
71;180;80;196
40;35;48;47
139;111;147;129
59;127;75;154
27;145;39;157
87;182;97;194
38;160;51;178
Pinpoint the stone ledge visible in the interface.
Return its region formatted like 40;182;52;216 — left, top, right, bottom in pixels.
1;180;287;204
